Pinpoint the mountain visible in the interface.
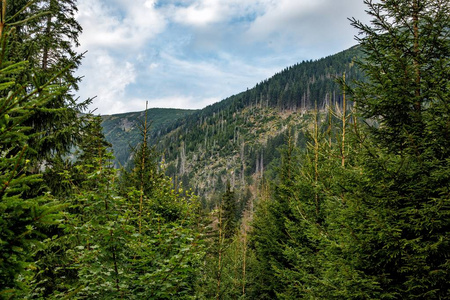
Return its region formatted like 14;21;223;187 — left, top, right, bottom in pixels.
101;108;198;166
102;46;364;207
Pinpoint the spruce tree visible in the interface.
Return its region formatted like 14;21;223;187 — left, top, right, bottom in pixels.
342;0;450;297
350;0;449;155
222;181;237;239
249;131;301;299
0;7;66;295
7;0;88;167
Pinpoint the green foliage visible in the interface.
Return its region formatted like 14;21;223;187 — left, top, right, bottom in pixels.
7;0;89;167
118;109;162;202
30;110;207;299
345;1;450;297
101;108;198;167
221;182;237;239
248;0;450;299
0;19;65;297
198;229;255;300
250;131;306;299
2;0;448;298
350;0;450;156
66;173;204;299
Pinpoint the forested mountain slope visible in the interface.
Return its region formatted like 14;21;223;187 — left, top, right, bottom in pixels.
101;46;363;204
149;46;364;204
101;108;197;166
3;0;448;297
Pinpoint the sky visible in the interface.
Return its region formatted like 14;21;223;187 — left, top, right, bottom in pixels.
74;0;372;115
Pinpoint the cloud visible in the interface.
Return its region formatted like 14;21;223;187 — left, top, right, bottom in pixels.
76;0;166;50
77;50;136;115
171;1;221;26
245;0;370;52
136;51;279;105
161;0;367;60
75;0;372;114
166;0;271;27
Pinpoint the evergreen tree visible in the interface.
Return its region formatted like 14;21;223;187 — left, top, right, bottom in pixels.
339;0;450;297
0;8;65;296
249;131;301;299
222;181;237;239
120;108;160;195
7;0;88;167
117;112;205;298
119;106;178;222
57;107;206;299
29;113;117;298
350;0;449;155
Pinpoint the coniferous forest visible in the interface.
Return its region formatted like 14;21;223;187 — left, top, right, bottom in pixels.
1;0;449;299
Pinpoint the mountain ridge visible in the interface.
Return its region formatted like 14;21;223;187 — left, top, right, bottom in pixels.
102;45;364;205
101;107;198;166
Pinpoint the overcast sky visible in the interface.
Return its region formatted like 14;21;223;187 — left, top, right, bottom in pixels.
75;0;371;115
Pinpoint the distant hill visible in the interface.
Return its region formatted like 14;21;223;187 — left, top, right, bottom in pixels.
101;108;198;166
101;46;364;206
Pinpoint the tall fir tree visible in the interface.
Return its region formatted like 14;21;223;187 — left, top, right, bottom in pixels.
339;0;450;297
0;5;67;296
222;181;237;239
249;130;302;299
6;0;88;168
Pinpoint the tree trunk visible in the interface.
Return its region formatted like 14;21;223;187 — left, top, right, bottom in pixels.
0;0;6;38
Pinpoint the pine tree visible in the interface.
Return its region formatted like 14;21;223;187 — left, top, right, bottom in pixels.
27;113;117;298
350;0;449;152
0;6;66;295
249;130;302;299
7;0;88;167
222;181;237;239
96;106;206;298
340;0;450;297
59;117;126;298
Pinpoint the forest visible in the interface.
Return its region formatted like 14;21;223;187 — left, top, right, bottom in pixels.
1;0;449;299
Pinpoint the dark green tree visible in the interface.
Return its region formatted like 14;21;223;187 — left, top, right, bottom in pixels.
28;113;117;298
7;0;88;168
249;131;301;299
339;0;450;297
121;116;160;195
118;106;179;223
0;9;66;296
350;0;449;155
222;181;237;239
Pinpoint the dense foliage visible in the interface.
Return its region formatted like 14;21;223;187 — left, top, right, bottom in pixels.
0;1;206;298
1;0;448;299
0;23;64;296
248;0;450;298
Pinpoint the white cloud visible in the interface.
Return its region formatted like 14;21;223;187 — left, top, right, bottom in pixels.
75;0;372;115
156;51;277;98
76;0;166;50
172;1;221;26
147;96;220;110
148;63;159;70
77;50;136;115
245;0;369;50
168;0;272;27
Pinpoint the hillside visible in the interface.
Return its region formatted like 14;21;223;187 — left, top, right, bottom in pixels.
102;46;364;205
155;46;363;204
101;108;198;166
